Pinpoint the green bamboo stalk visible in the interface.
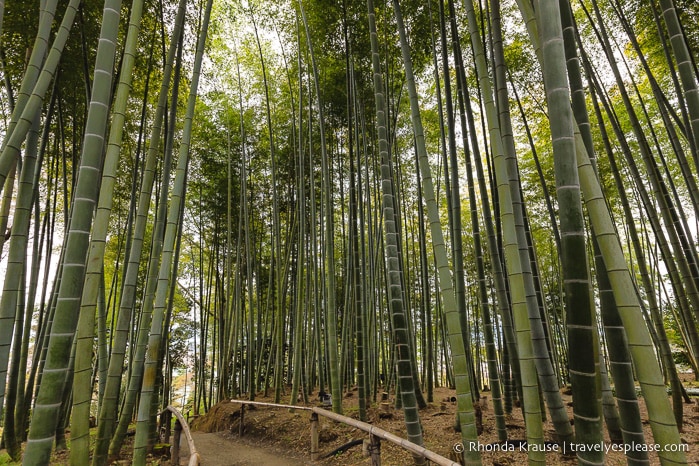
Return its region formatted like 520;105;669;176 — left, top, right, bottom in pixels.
537;0;603;463
0;0;78;422
439;0;474;403
390;0;479;462
132;1;212;462
92;1;187;462
23;0;122;463
586;70;672;463
109;26;183;459
462;0;544;460
69;0;145;462
576;132;687;464
450;2;506;438
290;31;307;404
586;0;699;339
298;0;342;415
2;98;42;462
0;0;77;198
492;0;573;444
348;61;367;421
658;0;699;164
0;0;56;154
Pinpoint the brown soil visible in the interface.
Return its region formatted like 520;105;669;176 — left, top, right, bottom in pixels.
189;385;699;466
175;431;309;465
4;383;695;465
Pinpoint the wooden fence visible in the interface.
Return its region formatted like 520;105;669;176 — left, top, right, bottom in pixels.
161;405;200;466
229;399;460;466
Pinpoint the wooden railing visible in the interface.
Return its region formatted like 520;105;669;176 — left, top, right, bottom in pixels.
161;405;200;466
229;399;460;466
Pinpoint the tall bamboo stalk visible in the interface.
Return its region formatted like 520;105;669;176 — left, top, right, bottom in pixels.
23;0;122;462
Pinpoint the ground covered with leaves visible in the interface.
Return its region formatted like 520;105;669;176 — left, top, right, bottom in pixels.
2;383;697;465
188;384;699;465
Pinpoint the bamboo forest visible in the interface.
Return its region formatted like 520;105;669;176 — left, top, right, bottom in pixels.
1;0;699;464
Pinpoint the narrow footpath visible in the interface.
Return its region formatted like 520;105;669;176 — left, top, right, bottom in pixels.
175;431;310;466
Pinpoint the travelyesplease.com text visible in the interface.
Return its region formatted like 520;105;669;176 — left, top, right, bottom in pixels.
453;441;689;455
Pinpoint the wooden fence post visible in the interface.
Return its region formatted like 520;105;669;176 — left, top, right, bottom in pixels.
369;433;381;466
310;412;319;461
172;418;182;466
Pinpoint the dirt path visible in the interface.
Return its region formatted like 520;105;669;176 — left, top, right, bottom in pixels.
175;431;310;466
